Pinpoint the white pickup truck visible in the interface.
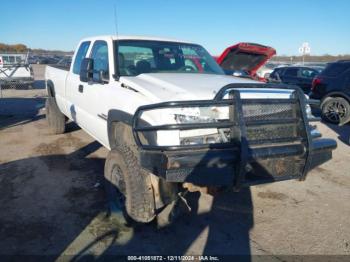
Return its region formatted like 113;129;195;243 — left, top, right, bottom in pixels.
45;35;336;224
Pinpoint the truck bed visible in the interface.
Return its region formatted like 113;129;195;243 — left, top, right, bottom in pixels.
49;64;70;71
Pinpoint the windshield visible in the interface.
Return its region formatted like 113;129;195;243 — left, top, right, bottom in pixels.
115;40;224;76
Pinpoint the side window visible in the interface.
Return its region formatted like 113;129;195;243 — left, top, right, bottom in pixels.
73;41;91;74
271;68;282;79
90;41;109;81
3;56;9;64
300;69;316;78
284;68;298;77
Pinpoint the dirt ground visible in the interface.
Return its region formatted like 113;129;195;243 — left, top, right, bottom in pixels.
0;65;349;259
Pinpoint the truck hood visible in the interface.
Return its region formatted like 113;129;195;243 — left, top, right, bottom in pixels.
216;43;276;76
120;73;293;102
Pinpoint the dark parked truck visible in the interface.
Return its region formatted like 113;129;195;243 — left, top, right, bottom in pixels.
310;60;350;125
45;35;336;224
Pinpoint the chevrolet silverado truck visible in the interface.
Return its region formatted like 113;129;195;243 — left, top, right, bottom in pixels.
45;35;336;224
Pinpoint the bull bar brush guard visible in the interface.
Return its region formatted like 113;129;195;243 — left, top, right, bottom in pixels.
132;83;337;189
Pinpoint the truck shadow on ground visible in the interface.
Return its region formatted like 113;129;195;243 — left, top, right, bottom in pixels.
323;122;350;145
0;139;255;260
76;189;254;260
70;148;257;260
0;141;105;257
33;80;46;89
0;97;45;129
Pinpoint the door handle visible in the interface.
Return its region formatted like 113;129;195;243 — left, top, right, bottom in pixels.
78;84;84;93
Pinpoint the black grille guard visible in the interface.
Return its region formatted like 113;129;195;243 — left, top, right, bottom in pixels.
132;83;337;189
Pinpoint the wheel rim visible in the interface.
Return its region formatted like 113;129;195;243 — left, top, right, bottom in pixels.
111;165;126;207
324;100;347;122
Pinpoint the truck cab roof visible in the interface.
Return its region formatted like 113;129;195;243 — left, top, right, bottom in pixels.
80;35;194;44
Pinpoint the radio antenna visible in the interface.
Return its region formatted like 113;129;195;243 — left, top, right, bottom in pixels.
114;3;119;38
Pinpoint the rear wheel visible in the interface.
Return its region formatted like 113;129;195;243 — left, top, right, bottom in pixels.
45;97;66;134
321;97;350;124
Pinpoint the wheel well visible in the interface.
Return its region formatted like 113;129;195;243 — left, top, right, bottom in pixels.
109;122;135;149
323;92;350;103
107;110;157;150
46;80;55;97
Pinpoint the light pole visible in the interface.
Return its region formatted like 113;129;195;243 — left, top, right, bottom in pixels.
298;42;311;65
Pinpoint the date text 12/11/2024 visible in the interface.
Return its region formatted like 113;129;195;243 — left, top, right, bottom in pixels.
127;255;220;261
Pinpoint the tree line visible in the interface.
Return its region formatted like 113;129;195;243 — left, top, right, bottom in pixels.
0;43;28;53
0;42;73;55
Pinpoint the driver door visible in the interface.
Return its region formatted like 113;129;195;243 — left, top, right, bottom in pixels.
67;40;113;147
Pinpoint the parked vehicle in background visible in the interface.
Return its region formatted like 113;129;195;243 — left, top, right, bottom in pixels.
37;56;59;64
310;60;350;124
0;53;34;89
44;35;336;225
56;56;72;68
293;63;327;70
268;66;322;94
256;62;279;79
216;43;276;81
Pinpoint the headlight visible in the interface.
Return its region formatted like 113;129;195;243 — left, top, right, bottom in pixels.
174;107;227;124
174;114;215;123
172;107;229;145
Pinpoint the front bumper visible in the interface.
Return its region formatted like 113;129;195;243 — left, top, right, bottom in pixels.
139;138;336;187
133;83;337;189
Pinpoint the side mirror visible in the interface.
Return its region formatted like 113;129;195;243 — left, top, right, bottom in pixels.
97;70;109;84
80;58;93;82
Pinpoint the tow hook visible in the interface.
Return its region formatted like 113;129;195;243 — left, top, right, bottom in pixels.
157;191;191;228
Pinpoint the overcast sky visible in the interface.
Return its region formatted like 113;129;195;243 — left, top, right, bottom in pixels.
2;0;350;55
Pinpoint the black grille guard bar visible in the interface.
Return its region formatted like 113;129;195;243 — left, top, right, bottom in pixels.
132;83;336;187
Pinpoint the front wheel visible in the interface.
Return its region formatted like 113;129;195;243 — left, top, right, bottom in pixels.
321;97;350;124
104;146;156;223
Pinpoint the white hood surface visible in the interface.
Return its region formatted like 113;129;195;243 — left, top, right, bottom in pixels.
120;73;293;102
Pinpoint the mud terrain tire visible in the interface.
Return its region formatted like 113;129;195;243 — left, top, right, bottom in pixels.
104;146;156;223
45;97;66;134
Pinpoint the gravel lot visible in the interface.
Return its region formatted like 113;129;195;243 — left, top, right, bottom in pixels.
0;65;349;259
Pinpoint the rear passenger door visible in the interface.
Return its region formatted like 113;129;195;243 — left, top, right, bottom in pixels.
299;68;318;93
281;68;299;85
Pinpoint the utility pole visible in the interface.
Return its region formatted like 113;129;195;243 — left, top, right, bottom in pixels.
299;42;311;65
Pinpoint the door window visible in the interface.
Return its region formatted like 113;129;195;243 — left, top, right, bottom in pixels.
73;41;91;74
90;41;109;81
284;68;298;77
300;69;317;78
